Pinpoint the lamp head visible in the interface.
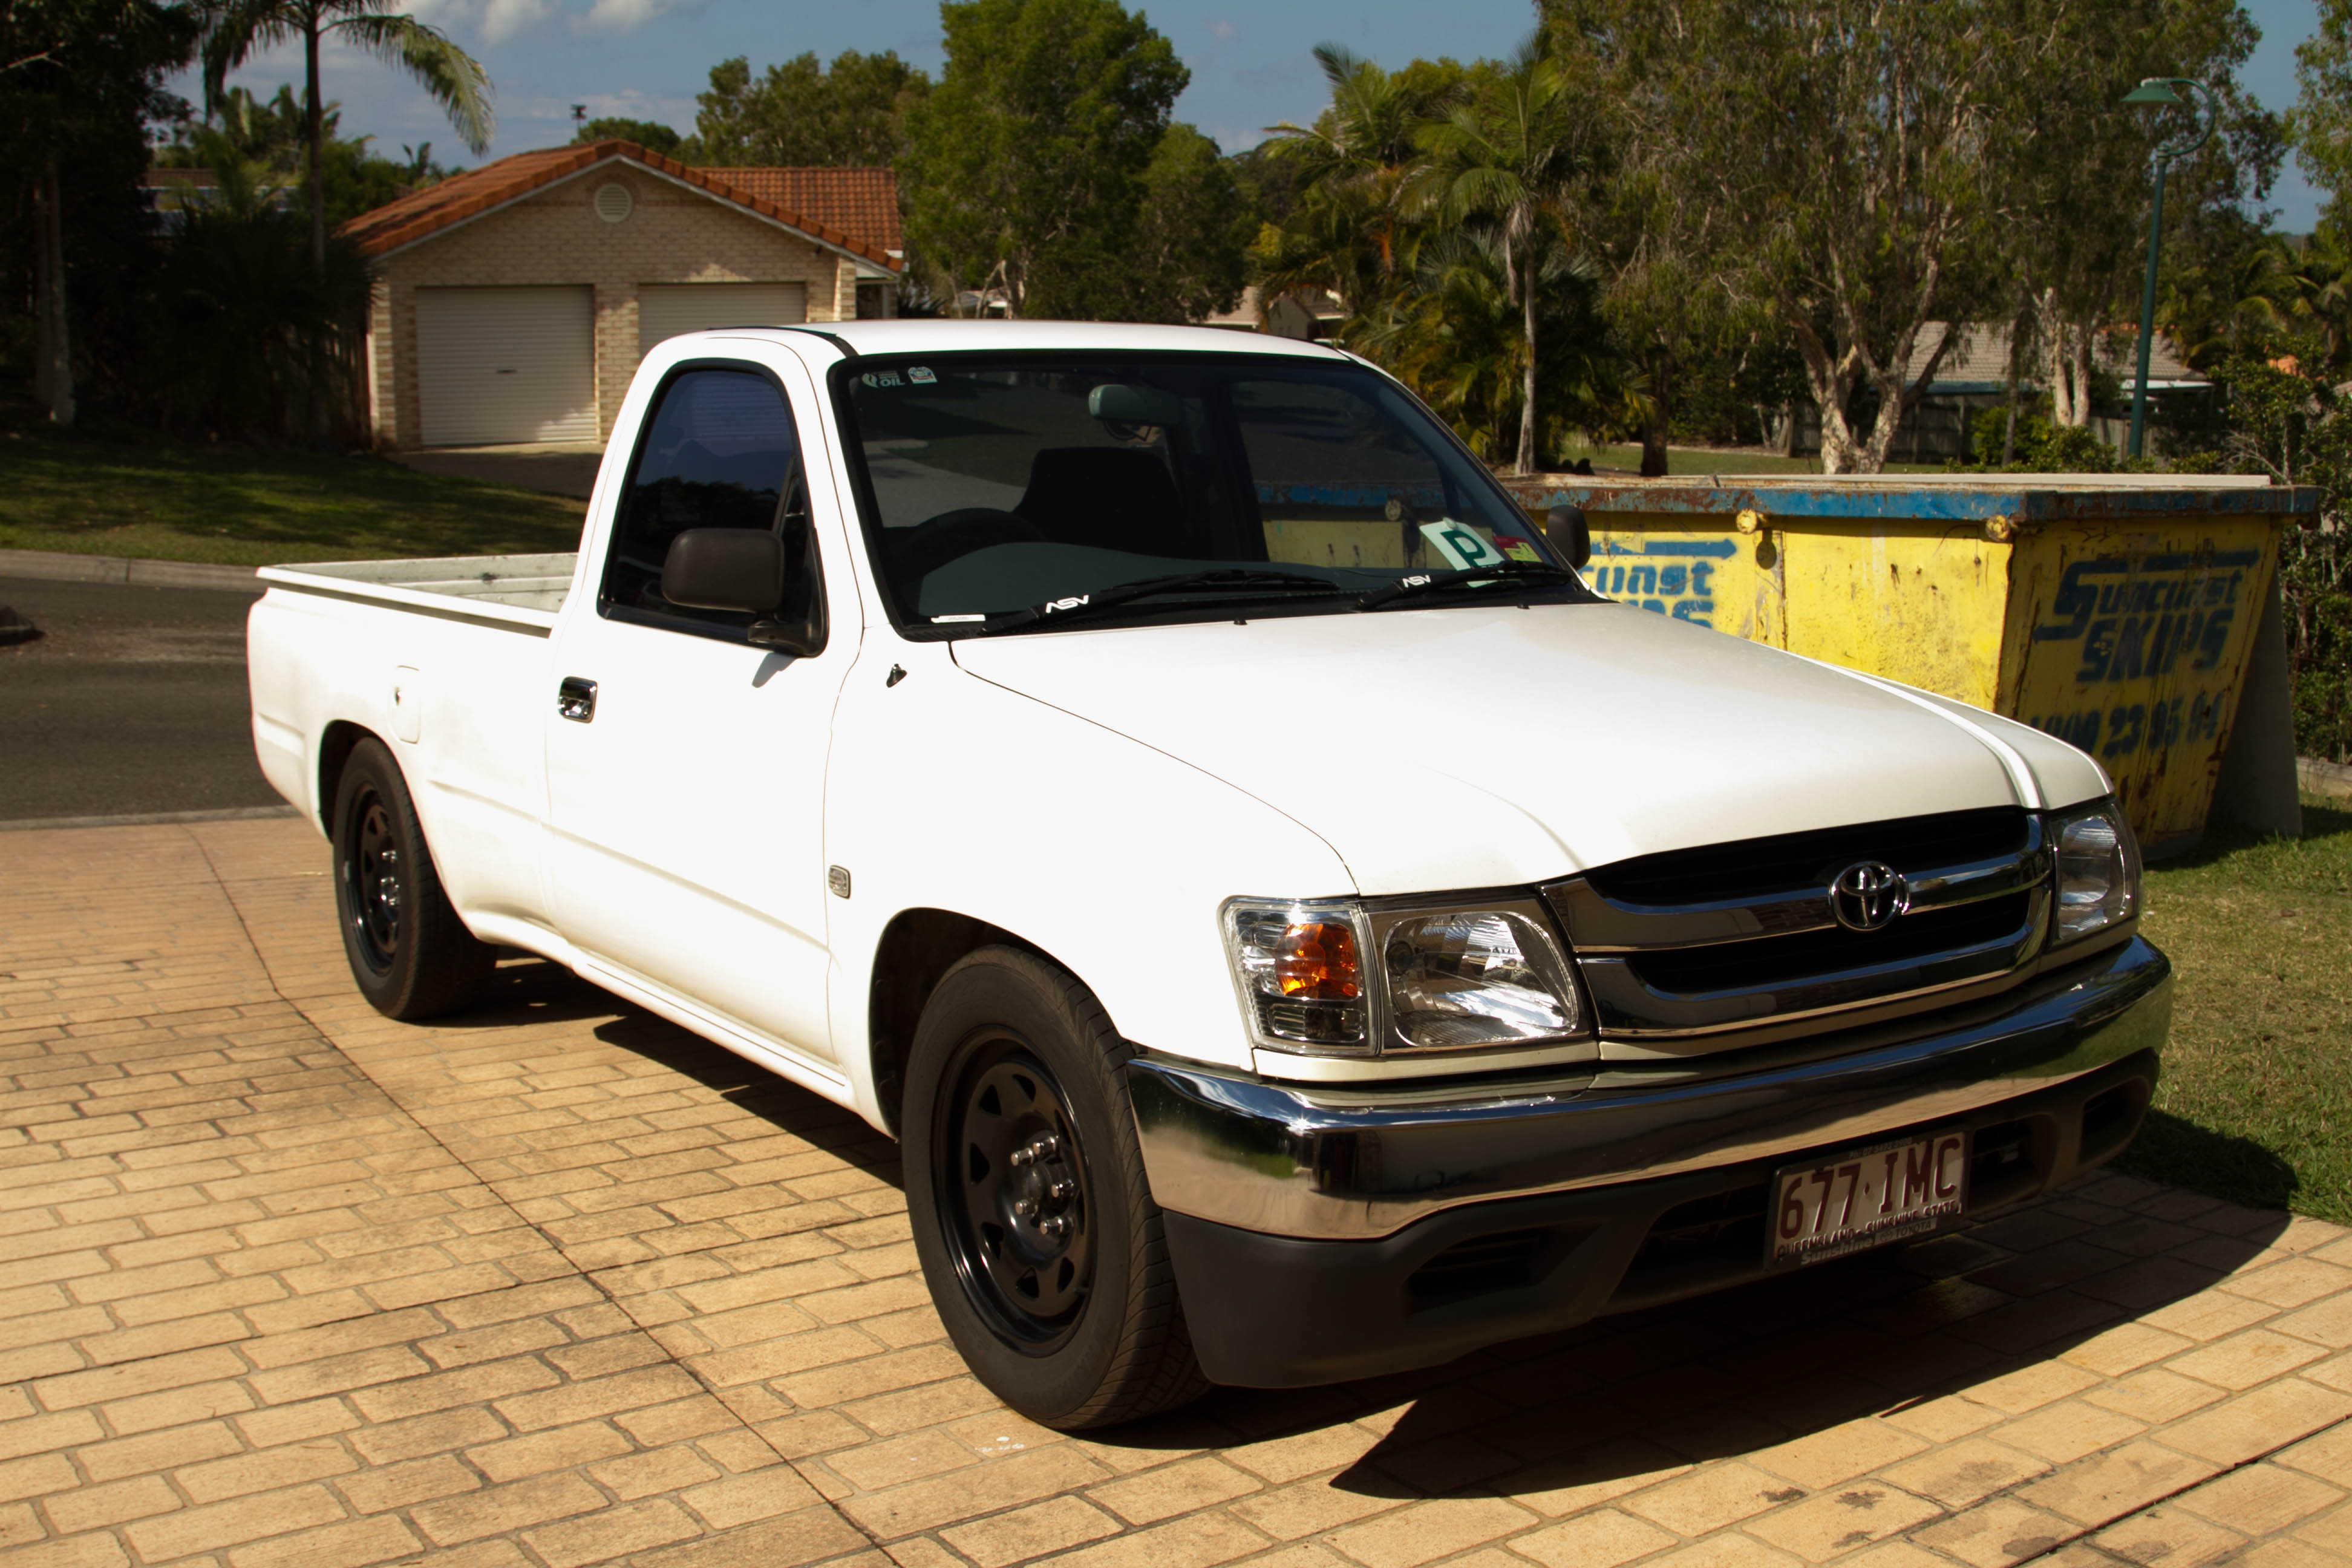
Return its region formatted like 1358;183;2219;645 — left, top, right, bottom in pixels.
2123;79;2187;108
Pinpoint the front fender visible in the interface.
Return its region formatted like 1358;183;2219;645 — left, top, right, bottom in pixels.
825;642;1352;1129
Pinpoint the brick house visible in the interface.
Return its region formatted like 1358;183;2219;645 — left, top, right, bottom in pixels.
340;140;903;450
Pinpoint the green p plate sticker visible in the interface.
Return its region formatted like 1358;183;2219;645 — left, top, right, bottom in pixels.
1421;521;1506;570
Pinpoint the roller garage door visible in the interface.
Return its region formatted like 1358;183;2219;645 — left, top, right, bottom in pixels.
415;286;596;446
637;283;808;359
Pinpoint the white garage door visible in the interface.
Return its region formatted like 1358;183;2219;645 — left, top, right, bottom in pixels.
416;286;596;447
637;283;808;359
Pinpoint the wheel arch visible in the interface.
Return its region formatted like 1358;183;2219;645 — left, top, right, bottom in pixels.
869;907;1068;1138
315;720;382;837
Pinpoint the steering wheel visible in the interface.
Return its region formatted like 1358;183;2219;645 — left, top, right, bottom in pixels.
897;508;1046;581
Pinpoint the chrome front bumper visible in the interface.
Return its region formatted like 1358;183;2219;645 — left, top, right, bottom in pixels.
1128;934;2171;1244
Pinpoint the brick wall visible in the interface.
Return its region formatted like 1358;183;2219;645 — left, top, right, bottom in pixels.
371;163;866;449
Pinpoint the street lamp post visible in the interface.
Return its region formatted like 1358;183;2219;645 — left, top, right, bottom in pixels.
2123;77;2218;460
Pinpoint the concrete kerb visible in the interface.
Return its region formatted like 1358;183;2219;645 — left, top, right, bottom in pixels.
0;546;262;592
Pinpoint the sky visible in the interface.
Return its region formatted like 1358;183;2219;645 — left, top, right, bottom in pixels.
193;0;2334;230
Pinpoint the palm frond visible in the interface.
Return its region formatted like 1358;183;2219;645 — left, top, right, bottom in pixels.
330;9;494;155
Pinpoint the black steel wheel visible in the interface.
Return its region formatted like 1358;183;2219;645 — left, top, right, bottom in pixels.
329;737;494;1020
342;784;404;978
905;947;1208;1429
938;1040;1095;1350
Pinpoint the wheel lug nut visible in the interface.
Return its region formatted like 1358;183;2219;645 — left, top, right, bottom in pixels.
1034;1134;1059;1158
1048;1181;1074;1202
1008;1148;1032;1169
1014;1198;1036;1219
1042;1216;1068;1239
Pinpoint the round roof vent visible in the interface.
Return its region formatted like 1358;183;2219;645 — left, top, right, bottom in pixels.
593;183;633;224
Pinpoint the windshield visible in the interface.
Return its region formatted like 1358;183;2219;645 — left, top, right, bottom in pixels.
837;354;1569;631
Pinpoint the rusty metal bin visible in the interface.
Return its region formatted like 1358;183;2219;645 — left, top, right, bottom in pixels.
1502;475;2317;855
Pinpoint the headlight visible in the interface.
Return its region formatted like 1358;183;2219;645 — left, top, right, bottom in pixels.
1223;895;1586;1056
2050;800;2141;946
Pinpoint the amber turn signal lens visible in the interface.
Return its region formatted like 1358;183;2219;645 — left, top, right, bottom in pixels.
1276;920;1362;999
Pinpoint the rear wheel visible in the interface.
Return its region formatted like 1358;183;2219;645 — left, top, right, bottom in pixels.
330;737;494;1020
906;947;1208;1429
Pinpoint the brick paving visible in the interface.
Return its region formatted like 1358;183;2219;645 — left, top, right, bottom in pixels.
7;818;2352;1568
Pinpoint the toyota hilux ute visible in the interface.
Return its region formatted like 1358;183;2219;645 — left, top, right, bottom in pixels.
247;321;2169;1429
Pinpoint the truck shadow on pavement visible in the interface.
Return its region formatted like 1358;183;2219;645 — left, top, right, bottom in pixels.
443;953;2303;1514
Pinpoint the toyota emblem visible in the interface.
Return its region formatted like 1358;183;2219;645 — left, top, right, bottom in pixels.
1829;861;1910;932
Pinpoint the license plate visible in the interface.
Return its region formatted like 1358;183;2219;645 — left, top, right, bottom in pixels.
1769;1131;1968;1266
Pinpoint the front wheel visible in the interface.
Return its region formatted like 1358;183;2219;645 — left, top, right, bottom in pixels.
905;947;1208;1429
330;737;494;1020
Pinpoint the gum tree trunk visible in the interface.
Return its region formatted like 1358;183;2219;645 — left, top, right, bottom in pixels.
31;152;73;428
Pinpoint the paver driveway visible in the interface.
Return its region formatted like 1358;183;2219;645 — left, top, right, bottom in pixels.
7;817;2352;1568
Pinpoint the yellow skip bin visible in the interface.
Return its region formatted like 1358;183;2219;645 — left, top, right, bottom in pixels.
1503;475;2316;855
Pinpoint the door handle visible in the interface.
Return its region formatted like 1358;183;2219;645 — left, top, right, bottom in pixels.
557;677;598;724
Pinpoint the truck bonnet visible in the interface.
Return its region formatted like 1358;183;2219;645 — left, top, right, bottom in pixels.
946;601;2110;897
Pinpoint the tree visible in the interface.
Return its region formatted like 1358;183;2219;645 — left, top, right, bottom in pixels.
3;0;197;425
161;82;453;223
687;50;928;166
1120;124;1255;323
1561;0;2031;473
197;0;491;281
575;116;681;157
1409;35;1596;474
901;0;1187;318
1998;1;2269;430
1257;48;1468;312
2296;0;2352;208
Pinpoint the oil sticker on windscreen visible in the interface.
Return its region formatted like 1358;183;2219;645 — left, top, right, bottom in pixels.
1421;521;1508;570
908;367;936;384
862;371;903;388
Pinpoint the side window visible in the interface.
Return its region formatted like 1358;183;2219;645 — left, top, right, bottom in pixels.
599;367;822;637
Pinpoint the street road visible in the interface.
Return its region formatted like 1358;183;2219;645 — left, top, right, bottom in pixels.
0;574;284;823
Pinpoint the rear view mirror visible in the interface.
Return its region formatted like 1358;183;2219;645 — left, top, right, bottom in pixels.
1088;383;1184;429
1546;505;1592;570
661;528;786;614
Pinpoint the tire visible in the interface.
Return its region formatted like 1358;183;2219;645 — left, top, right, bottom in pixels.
904;946;1210;1429
330;736;494;1021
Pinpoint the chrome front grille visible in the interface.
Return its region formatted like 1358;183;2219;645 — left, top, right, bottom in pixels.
1545;808;2050;1053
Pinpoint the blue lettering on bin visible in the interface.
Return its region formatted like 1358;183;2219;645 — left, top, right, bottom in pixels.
1589;536;1733;629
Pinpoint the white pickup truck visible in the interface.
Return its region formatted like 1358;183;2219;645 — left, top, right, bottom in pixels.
249;321;2170;1428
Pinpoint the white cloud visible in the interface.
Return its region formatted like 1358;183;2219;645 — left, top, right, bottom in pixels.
481;0;560;43
581;0;702;34
1211;19;1236;42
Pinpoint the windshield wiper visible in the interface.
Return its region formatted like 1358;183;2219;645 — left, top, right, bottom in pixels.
962;569;1347;635
1356;561;1584;610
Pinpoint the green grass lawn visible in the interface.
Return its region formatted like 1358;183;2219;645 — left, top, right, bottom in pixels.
2120;795;2352;1222
0;426;587;567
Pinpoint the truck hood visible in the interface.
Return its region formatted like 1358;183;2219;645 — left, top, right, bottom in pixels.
950;603;2108;895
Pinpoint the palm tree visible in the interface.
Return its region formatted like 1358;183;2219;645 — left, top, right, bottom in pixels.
198;0;492;279
1408;35;1592;474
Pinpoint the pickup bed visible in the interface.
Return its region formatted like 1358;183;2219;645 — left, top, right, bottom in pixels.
249;320;2171;1427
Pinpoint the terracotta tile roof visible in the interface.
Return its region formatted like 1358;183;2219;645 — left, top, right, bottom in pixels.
701;168;901;255
338;141;901;270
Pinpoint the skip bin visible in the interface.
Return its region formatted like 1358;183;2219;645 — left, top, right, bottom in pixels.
1502;475;2318;855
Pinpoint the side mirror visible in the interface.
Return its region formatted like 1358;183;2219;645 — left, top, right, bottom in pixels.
1545;505;1592;569
661;528;786;615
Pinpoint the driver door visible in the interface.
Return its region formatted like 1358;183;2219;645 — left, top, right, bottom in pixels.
541;356;852;1067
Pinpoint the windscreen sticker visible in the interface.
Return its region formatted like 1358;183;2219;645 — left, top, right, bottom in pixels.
908;367;936;384
1420;521;1508;570
861;371;904;388
1495;537;1544;563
